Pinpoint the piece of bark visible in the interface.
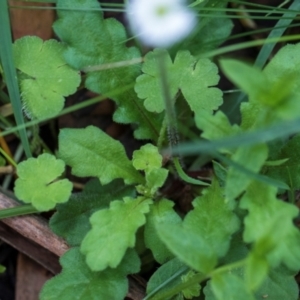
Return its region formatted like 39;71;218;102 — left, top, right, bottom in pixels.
0;222;61;274
0;195;69;257
9;1;55;40
16;253;53;300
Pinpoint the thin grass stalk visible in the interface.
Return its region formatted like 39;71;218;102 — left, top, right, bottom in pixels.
255;0;300;68
0;1;32;158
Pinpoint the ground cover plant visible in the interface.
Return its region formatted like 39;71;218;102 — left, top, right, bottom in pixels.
1;0;300;299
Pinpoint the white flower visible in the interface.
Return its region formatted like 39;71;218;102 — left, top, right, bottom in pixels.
126;0;197;48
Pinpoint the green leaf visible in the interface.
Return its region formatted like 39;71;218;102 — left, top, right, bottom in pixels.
157;223;217;274
255;266;298;300
81;196;152;271
209;273;255;300
50;179;135;246
195;110;240;144
135;49;222;115
0;264;5;273
205;265;298;300
13;36;80;120
183;180;240;258
221;46;300;121
266;134;300;189
212;161;227;187
220;59;296;110
144;168;169;195
133;144;168;197
225;144;268;200
40;247;140;300
58;126;143;185
245;253;269;291
54;0;161;140
181;270;201;299
220;59;268;103
263;43;300;96
240;181;300;270
132;144;163;172
14;153;72;211
144;199;182;264
146;257;188;300
240;102;263;131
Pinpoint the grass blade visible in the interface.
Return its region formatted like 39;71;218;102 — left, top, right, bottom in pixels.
0;1;32;158
254;0;300;69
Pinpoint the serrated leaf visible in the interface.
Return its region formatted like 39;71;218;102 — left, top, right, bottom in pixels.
157;223;217;273
58;126;143;185
135;49;222;115
13;36;80;119
132;144;163;172
240;181;300;270
146;257;188;300
81;196;152;271
50;179;135;246
133;144;168;197
54;0;161;140
144;199;181;264
183;180;240;258
40;247;140;300
14;153;72;211
225;144;268;200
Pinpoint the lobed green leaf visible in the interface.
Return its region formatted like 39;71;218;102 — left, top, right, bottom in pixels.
13;36;80;119
135;49;222;116
240;181;300;271
133;144;168;197
14;153;72;211
81;196;152;271
132;144;163;172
